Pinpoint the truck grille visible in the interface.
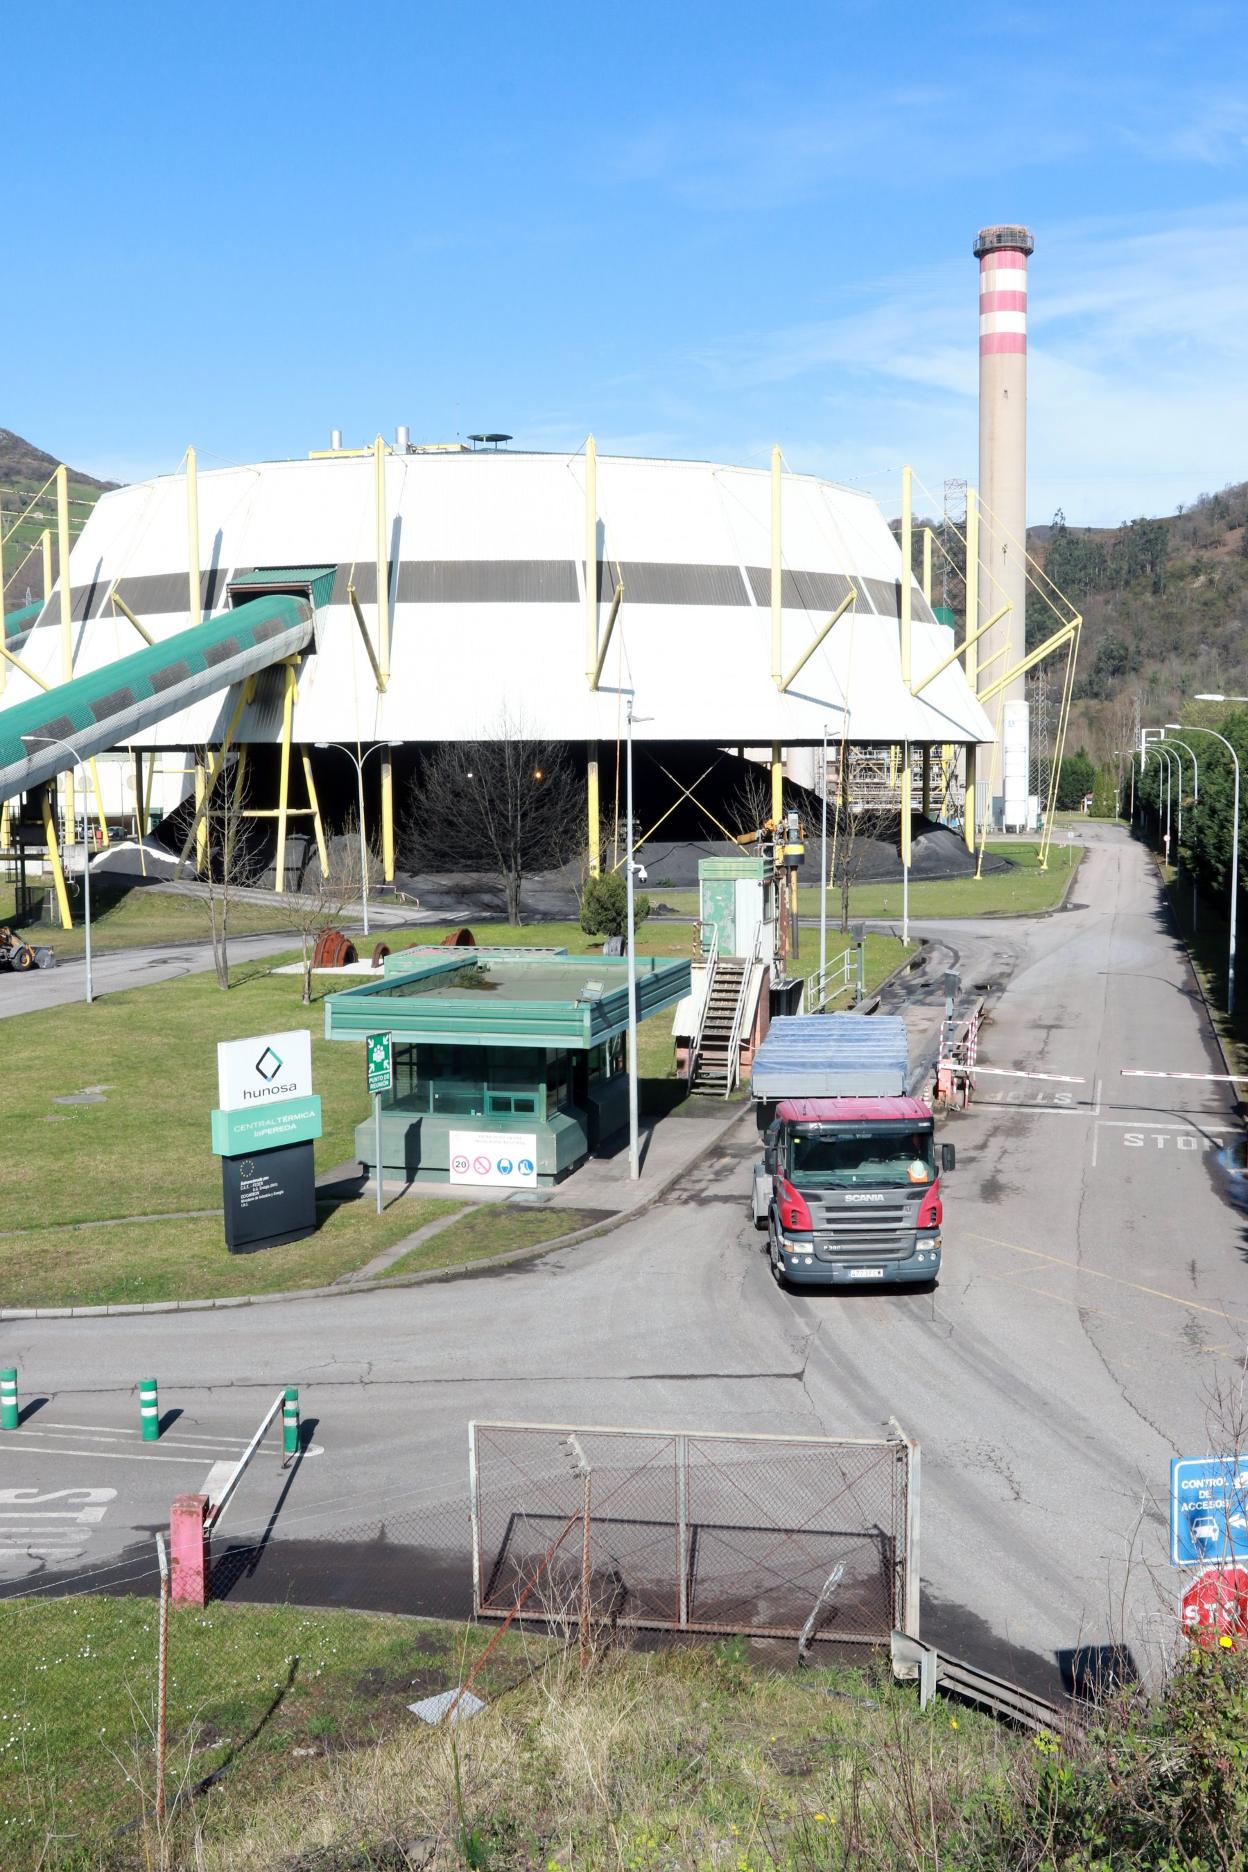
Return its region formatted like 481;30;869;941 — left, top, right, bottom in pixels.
809;1201;913;1261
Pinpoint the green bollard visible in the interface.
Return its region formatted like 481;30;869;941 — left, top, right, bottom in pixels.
282;1386;300;1458
139;1377;160;1442
1;1368;18;1431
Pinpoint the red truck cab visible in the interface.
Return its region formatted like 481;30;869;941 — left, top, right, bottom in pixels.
756;1095;953;1289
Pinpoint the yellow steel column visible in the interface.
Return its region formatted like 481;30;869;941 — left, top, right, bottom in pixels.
900;465;912;690
584;434;598;683
186;446;202;627
921;745;932;818
143;751;156;837
374;436;390;689
301;749;329;877
587;743;600;876
380;749;395;883
964;486;980;853
41;789;72;930
194;757;208;875
900;744;913;868
922;526;933;606
132;751;147;877
88;758;110;847
56;465;76;843
770;445;782;686
274;663;295;893
770;741;783;826
41;528;53;602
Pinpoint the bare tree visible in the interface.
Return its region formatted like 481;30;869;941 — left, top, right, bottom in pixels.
400;715;582;925
184;747;264;989
274;819;380;1004
826;750;893;934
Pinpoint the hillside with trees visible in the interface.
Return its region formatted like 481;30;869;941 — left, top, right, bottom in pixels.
0;427;115;610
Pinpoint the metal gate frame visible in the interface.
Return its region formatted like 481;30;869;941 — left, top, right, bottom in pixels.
468;1418;920;1645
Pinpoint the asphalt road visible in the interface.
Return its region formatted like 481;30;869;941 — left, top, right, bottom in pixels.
3;824;1243;1699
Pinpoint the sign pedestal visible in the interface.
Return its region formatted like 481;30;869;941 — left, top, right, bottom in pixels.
222;1140;318;1253
212;1029;321;1254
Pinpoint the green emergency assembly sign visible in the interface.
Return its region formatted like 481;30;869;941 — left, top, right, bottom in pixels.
367;1031;393;1095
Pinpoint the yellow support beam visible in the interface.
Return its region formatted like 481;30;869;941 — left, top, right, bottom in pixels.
779;588;856;693
88;757;110;848
964;747;977;854
770;446;782;687
41;529;53;602
921;745;932;818
274;662;296;892
922;527;932;606
346;583;385;692
912;602;1010;697
977;619;1078;706
194;758;208;875
900;465;912;690
56;465;75;844
186;445;201;627
0;636;50;689
900;743;912;868
380;748;395;883
584;433;598;685
41;788;72;930
591;575;624;689
374;435;391;688
301;749;329;877
771;741;783;825
587;744;600;877
110;591;154;644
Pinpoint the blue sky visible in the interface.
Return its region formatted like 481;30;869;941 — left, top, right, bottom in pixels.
9;0;1248;523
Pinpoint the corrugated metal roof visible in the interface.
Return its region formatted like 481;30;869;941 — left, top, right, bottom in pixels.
750;1015;908;1100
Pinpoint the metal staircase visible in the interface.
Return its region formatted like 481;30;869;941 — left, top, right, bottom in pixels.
689;922;763;1097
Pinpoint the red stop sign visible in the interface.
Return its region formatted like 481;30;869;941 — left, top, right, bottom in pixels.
1180;1565;1248;1648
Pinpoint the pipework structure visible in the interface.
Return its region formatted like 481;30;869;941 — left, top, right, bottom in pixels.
974;223;1034;832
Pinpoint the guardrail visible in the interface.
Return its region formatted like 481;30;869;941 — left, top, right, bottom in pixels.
808;937;865;1013
721;920;763;1094
891;1631;1080;1735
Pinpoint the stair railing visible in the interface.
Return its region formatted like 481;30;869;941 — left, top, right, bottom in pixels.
722;921;764;1096
687;919;719;1086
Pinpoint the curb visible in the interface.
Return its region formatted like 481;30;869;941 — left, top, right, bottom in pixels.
0;1103;755;1322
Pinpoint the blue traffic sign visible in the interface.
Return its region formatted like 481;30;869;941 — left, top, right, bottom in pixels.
1171;1457;1248;1564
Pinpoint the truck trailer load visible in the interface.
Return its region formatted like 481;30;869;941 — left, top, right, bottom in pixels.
750;1015;954;1289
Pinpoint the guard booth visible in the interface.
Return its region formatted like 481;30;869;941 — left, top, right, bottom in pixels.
697;856;776;963
324;946;691;1186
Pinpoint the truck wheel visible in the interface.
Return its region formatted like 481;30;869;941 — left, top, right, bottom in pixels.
753;1209;768;1231
14;945;35;971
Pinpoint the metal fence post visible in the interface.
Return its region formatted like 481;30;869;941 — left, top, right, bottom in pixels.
888;1416;921;1638
467;1422;482;1616
675;1435;689;1628
154;1532;169;1822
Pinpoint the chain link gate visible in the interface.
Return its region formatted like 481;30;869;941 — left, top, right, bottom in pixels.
469;1420;918;1647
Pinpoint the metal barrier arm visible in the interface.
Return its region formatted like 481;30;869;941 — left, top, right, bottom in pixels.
204;1388;286;1530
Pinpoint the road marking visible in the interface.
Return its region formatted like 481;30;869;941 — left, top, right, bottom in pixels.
0;1488;116;1572
19;1424;267;1449
202;1460;237;1506
1123;1069;1248;1083
1095;1119;1225;1132
0;1443;244;1464
966;1262;1234;1357
970;1067;1087;1083
967;1229;1248;1328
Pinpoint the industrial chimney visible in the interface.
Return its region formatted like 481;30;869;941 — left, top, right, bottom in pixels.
974;223;1034;831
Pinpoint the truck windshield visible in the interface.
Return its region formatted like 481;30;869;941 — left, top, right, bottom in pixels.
788;1124;934;1188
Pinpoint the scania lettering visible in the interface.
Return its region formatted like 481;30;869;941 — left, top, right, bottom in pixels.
749;1015;954;1290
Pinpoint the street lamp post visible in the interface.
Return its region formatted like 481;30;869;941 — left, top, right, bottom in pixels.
1164;728;1201;927
313;741;400;936
1177;716;1241;1016
24;735;93;1005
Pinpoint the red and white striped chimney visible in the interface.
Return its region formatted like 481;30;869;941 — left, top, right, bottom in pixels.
974;223;1034;832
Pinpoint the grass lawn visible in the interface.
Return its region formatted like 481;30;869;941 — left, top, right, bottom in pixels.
0;1597;1003;1872
0;881;290;959
0;962;385;1234
1159;861;1248;1077
0;1598;547;1871
657;840;1080;922
0;1194;460;1309
375;1204;602;1280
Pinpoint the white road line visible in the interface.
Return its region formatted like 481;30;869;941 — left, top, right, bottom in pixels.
971;1067;1088;1083
0;1443;231;1464
1094;1074;1103;1118
1122;1069;1248;1083
1095;1119;1224;1133
18;1425;261;1449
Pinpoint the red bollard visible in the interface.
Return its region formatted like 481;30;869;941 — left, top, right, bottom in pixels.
170;1493;210;1606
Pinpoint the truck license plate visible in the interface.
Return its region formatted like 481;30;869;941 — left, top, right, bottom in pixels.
848;1267;884;1280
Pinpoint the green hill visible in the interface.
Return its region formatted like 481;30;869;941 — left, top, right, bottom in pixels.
0;427;116;610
